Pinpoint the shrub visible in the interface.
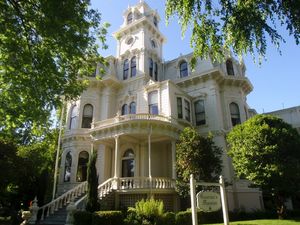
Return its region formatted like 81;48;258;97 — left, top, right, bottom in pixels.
125;198;165;225
93;210;124;225
175;211;192;225
73;211;93;225
159;212;176;225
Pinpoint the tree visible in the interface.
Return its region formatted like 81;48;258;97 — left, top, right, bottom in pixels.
0;128;57;213
176;127;222;197
227;114;300;218
165;0;300;63
86;150;100;212
0;0;109;137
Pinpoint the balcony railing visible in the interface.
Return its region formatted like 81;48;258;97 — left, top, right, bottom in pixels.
92;114;179;129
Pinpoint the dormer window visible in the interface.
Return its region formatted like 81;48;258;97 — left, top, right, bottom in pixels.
226;59;235;76
180;61;188;78
127;12;133;24
153;16;158;27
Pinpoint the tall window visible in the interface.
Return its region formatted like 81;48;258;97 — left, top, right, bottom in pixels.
82;104;93;128
226;59;235;76
129;102;136;114
76;151;89;182
177;97;183;119
230;102;241;126
123;59;129;80
69;105;78;129
184;99;191;121
154;62;158;81
64;152;72;182
149;58;153;77
148;91;158;115
180;61;188;78
122;104;128;115
153;16;158;27
194;100;206;125
131;56;136;77
127;12;133;24
122;149;135;177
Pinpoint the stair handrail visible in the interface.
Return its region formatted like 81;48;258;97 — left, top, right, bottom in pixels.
37;181;88;221
98;177;116;198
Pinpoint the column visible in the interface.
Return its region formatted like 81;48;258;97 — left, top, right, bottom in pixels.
171;140;176;179
114;135;120;178
148;127;152;178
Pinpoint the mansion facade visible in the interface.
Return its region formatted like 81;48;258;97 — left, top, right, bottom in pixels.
57;1;263;212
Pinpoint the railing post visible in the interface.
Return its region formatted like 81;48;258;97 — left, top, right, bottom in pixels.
28;197;39;224
66;200;76;225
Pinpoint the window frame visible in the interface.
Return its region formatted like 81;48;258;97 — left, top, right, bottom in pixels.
148;91;158;115
179;61;188;78
69;104;78;129
230;102;241;126
184;99;191;121
130;56;136;77
194;100;206;126
226;59;235;76
122;104;128;115
127;12;133;24
177;97;183;119
123;59;129;80
149;58;153;77
129;101;136;114
81;104;93;128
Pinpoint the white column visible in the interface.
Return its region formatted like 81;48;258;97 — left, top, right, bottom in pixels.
190;174;198;225
220;175;229;225
114;135;120;178
171;140;176;179
148;126;152;178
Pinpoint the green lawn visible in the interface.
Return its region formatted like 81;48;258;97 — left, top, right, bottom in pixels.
204;219;300;225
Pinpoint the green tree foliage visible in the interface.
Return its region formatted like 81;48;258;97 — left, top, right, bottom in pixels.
0;0;109;136
0;129;57;211
227;115;300;216
86;150;100;212
165;0;300;63
176;127;222;197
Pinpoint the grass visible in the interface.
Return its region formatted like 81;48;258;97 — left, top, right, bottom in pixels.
204;219;300;225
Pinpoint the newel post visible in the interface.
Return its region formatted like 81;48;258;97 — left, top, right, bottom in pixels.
66;200;76;225
28;197;39;224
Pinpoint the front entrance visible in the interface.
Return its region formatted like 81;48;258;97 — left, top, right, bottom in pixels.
121;149;135;177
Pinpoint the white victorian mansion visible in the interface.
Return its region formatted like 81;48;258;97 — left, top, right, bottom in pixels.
57;1;263;212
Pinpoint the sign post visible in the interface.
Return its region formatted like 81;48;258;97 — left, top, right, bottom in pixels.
189;175;229;225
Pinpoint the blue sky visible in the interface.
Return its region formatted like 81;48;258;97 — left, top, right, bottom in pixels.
92;0;300;113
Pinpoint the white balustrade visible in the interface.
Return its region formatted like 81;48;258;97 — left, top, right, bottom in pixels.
38;181;88;221
93;114;177;129
118;177;175;190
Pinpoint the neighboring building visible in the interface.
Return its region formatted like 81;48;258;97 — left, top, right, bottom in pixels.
57;1;263;212
266;106;300;134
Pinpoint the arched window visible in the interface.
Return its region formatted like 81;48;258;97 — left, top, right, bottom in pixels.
149;58;153;77
194;100;206;125
154;62;158;81
180;61;188;78
76;151;89;182
122;149;135;177
127;12;133;24
64;152;72;182
131;56;136;77
122;104;128;115
230;102;241;126
153;16;158;27
69;105;78;129
123;59;129;80
148;91;158;115
226;59;235;76
82;104;93;128
129;102;136;114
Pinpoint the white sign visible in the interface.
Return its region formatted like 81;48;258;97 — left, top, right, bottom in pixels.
196;191;221;212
